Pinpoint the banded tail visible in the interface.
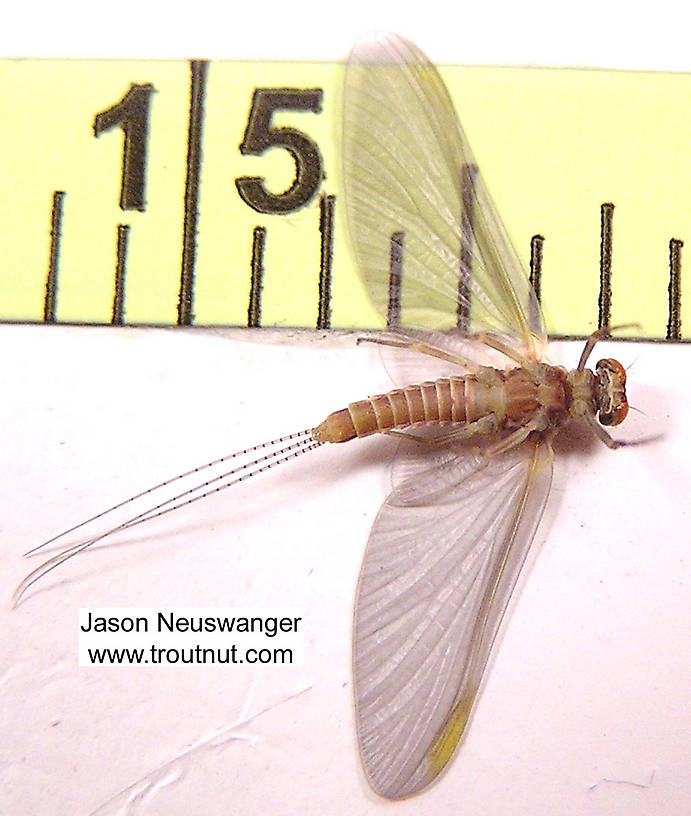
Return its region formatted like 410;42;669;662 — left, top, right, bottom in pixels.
14;429;323;605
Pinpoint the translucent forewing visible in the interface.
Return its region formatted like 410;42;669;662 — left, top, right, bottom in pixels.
353;440;553;798
344;32;555;798
343;33;546;359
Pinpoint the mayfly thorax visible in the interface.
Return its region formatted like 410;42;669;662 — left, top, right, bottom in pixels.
15;33;638;800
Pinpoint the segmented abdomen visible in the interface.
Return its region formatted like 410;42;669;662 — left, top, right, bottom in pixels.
312;366;568;445
312;374;499;444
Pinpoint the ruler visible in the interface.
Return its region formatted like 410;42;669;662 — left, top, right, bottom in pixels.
1;59;688;339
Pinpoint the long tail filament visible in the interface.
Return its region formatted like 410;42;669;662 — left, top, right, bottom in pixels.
13;428;322;605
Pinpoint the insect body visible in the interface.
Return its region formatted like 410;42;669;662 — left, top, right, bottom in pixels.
314;355;628;450
307;335;630;799
16;33;635;801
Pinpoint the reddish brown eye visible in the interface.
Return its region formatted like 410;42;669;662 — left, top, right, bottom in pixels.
596;357;627;385
615;402;629;424
600;401;629;426
596;358;628;426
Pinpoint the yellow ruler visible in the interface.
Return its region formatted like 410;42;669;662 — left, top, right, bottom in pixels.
0;59;688;339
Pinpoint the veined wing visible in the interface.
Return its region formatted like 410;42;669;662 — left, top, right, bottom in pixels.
353;440;553;799
343;32;546;360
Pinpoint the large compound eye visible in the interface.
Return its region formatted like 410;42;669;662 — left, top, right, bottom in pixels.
596;358;629;426
599;403;629;426
596;357;627;384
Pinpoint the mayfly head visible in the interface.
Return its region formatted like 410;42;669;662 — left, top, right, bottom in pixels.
594;358;629;426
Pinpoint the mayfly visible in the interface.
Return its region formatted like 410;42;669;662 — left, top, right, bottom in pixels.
15;34;634;799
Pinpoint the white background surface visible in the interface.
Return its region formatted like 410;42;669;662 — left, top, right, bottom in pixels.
1;3;690;816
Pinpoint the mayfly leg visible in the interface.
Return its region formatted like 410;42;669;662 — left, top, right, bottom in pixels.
358;331;536;370
14;428;323;605
577;323;642;369
357;335;473;367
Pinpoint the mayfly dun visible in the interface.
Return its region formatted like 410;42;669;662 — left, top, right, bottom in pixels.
15;34;637;799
